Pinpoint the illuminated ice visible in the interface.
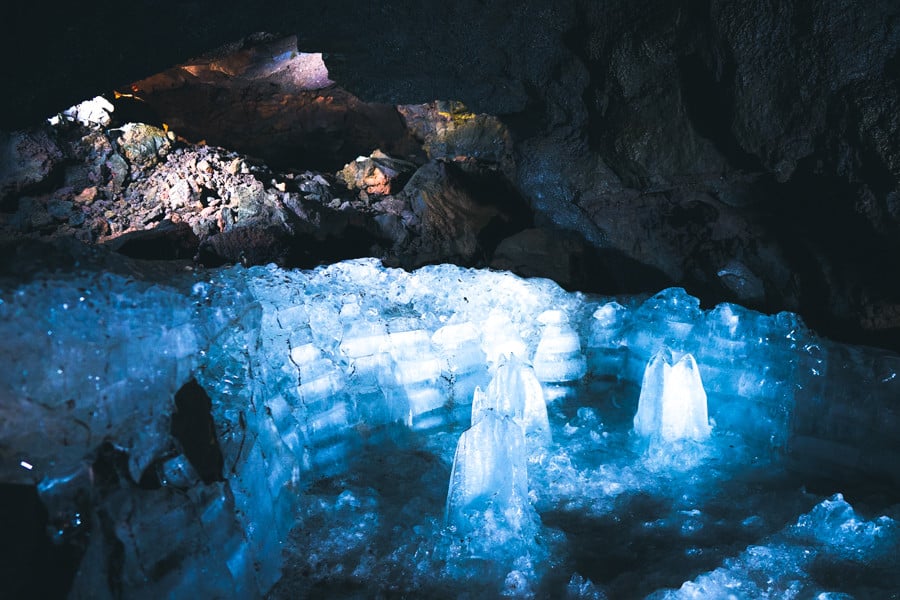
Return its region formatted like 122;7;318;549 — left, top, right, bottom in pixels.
472;354;550;441
4;257;900;598
532;309;587;384
446;354;545;553
382;318;444;418
633;350;711;442
586;301;628;379
661;494;898;599
445;411;533;535
481;309;528;365
432;322;489;404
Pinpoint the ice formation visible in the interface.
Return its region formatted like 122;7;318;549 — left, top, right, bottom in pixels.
446;355;547;541
2;259;900;598
445;411;532;534
533;309;586;384
661;494;899;599
633;350;711;443
473;355;550;440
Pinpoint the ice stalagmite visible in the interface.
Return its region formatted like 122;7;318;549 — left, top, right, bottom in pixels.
446;356;546;535
532;309;586;384
586;301;628;379
474;354;550;442
634;350;711;442
445;411;531;533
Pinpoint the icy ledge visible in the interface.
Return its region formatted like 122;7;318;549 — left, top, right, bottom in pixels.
2;258;899;597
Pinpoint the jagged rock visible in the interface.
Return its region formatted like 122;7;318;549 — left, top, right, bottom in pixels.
0;129;63;203
115;122;173;169
337;149;415;199
48;96;114;129
123;35;423;171
398;101;513;173
395;159;530;266
2;115;525;271
3;9;900;348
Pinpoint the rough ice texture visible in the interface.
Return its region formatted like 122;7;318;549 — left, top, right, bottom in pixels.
474;354;550;441
533;309;587;383
3;259;900;597
446;354;548;546
658;494;898;599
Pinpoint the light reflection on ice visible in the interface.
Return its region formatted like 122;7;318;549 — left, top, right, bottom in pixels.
3;259;900;598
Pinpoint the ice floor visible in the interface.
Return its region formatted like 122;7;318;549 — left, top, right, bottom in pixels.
268;381;900;599
2;258;899;598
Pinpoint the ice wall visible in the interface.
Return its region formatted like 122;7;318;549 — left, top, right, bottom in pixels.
3;260;900;597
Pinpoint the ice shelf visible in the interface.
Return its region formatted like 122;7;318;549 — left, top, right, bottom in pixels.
2;259;899;598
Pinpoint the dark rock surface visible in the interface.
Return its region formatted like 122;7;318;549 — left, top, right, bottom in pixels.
0;105;532;275
2;0;899;350
0;129;63;204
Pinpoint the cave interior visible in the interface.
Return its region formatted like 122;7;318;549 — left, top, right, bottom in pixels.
1;1;900;598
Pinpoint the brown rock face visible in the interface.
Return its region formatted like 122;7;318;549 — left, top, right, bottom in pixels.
338;150;416;199
123;35;424;172
397;160;531;267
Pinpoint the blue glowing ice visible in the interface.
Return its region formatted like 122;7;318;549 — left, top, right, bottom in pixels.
445;411;532;534
3;258;900;598
473;355;550;441
446;355;546;543
532;309;586;384
633;349;711;443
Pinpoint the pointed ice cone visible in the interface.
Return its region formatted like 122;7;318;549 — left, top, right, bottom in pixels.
634;350;711;442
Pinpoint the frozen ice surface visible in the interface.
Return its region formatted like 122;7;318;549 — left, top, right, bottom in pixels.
566;573;608;599
625;288;701;373
634;350;711;443
658;494;899;599
4;258;900;598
